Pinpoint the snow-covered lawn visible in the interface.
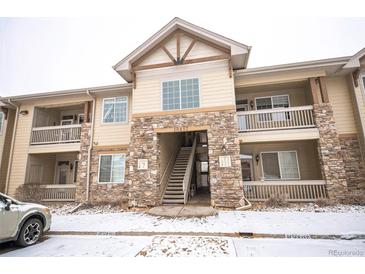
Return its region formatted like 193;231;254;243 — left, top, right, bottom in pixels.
2;236;364;257
51;211;365;236
137;236;232;257
1;236;151;257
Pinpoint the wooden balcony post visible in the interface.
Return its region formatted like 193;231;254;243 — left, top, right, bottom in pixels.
309;78;319;104
318;77;330;103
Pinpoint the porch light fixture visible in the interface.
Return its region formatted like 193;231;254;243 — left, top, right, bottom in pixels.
19;110;28;115
255;154;260;164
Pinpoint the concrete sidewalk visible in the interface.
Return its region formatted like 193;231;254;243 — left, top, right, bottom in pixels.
147;205;217;217
50;211;365;236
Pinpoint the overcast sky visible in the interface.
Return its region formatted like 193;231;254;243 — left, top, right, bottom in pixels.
1;16;365;96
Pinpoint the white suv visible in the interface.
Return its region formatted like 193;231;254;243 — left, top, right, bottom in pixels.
0;193;52;247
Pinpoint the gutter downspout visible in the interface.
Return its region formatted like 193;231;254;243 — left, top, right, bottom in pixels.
85;90;96;202
4;99;20;195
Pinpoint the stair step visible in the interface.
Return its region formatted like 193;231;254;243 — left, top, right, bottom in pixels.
165;191;184;195
163;194;184;199
162;199;184;204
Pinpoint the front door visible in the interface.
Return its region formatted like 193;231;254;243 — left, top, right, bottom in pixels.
56;162;69;184
241;157;254;181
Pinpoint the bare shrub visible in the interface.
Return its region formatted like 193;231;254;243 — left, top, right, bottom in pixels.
315;198;336;207
265;193;289;207
14;184;45;203
339;193;365;206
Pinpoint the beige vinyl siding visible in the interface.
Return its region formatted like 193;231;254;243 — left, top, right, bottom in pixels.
241;140;322;181
234;70;326;88
326;76;357;134
133;60;234;114
7;94;89;195
236;87;311;109
0;109;15;192
93;90;132;146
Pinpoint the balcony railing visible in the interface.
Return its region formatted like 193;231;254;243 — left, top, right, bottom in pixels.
237;105;315;132
31;125;82;145
40;184;76;201
243;180;327;202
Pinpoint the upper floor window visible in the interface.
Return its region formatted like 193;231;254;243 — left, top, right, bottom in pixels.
162;78;200;110
0;112;3;134
255;95;289;110
102;97;128;124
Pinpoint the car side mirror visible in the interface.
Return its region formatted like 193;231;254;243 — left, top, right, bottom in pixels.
5;199;12;211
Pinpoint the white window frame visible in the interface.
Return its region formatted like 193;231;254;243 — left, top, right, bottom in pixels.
160;78;201;111
97;153;126;184
255;95;290;110
61;119;73;126
0;112;3;135
73;160;79;183
101;96;128;125
260;150;301;180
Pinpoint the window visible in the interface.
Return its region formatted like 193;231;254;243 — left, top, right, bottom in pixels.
73;160;79;183
256;95;290;122
162;78;199;110
0;112;3;134
102;97;128;123
261;151;300;180
98;154;125;183
236;99;249;112
255;95;289;110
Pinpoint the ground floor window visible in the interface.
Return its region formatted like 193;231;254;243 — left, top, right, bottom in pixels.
98;154;125;183
261;151;300;180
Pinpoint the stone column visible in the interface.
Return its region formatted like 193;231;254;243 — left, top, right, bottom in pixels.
128;117;161;207
339;136;365;190
75;123;91;202
313;104;347;199
208;110;244;208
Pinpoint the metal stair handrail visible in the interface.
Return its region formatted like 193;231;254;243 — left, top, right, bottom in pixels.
183;135;197;204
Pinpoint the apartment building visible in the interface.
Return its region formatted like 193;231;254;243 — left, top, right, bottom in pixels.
1;18;365;208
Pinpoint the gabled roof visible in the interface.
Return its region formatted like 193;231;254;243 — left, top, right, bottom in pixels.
343;47;365;69
113;17;251;82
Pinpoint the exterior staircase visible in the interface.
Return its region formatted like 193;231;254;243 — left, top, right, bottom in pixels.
162;147;192;204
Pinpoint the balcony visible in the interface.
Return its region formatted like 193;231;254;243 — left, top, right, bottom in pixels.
30;124;82;145
237;105;315;132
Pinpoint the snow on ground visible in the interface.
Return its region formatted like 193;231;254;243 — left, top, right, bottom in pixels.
51;211;365;235
1;236;364;257
232;238;365;257
46;202;365;215
1;235;151;257
137;236;231;257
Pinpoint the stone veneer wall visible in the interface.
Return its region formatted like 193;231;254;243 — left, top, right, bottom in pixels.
88;146;129;206
75;123;91;202
313;103;348;200
128;109;244;208
339;135;365;191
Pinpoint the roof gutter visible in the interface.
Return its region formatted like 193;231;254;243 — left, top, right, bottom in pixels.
4;99;20;195
85;90;96;202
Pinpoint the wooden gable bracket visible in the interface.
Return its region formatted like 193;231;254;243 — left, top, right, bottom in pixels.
352;69;360;87
228;58;233;78
161;45;177;65
181;39;196;64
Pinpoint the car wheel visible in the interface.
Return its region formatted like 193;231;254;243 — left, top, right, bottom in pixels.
16;218;43;247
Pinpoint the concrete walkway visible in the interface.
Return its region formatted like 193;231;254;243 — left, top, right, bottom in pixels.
147;205;217;217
